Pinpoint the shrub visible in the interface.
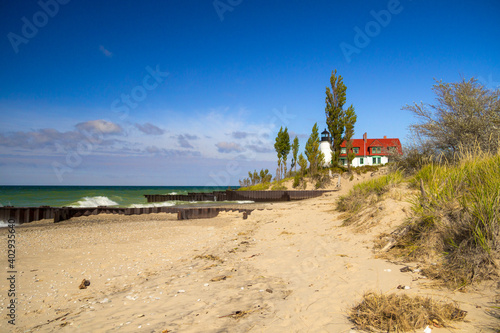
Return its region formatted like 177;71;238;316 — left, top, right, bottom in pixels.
292;173;301;188
312;172;331;189
403;77;500;157
330;165;347;174
351;165;381;175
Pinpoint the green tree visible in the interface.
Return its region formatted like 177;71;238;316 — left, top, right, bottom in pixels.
246;170;260;185
253;170;260;184
239;168;272;187
274;127;284;180
325;69;355;164
291;136;299;173
274;127;291;180
305;123;324;174
281;127;291;177
343;105;357;171
403;77;500;156
298;153;308;176
259;169;272;183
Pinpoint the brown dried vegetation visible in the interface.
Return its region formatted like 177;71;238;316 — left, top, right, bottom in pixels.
350;292;467;332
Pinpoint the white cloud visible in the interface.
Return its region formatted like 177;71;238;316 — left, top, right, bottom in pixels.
216;141;245;153
246;144;273;153
76;119;123;135
0;108;280;185
162;108;276;160
135;122;165;135
0;120;124;151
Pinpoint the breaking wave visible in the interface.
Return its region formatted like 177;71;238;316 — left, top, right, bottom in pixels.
70;196;119;208
0;218;18;228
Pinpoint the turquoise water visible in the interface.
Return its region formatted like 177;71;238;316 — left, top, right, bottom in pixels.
0;186;240;208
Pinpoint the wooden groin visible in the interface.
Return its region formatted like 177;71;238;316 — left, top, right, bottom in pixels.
144;190;332;203
0;206;255;225
1;190;332;225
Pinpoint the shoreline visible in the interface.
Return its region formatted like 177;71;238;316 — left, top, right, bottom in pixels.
1;188;335;225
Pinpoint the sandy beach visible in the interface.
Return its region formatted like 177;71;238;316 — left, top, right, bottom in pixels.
1;176;498;332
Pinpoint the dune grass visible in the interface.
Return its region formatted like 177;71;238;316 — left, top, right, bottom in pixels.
237;177;293;191
336;150;500;288
398;150;500;288
337;170;404;214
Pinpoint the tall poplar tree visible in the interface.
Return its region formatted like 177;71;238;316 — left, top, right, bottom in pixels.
343;105;357;170
291;136;299;173
281;127;291;177
274;127;283;180
305;123;324;174
274;127;291;180
298;153;307;176
325;69;355;165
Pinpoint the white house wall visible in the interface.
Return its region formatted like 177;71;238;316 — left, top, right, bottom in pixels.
343;155;389;167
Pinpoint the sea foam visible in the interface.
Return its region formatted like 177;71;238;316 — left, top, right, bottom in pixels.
0;221;14;228
128;202;176;208
71;196;119;208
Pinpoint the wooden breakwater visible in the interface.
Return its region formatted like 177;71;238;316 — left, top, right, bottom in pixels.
145;190;333;203
0;206;255;224
1;190;332;225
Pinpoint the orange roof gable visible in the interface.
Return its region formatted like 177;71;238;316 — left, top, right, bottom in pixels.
368;139;384;147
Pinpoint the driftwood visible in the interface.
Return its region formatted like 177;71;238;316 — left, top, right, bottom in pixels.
379;224;412;252
329;171;341;189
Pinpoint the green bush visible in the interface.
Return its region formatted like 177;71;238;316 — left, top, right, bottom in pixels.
237;182;270;191
292;174;301;188
351;165;381;175
330;165;347;174
311;170;331;189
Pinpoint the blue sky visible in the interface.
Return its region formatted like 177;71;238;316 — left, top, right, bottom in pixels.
1;0;499;185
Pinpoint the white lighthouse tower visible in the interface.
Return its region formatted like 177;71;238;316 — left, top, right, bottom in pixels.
320;129;333;166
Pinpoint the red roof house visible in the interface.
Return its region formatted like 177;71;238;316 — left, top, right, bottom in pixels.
338;133;402;167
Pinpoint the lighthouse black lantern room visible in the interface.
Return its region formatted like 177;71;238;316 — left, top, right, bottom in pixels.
321;129;331;143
